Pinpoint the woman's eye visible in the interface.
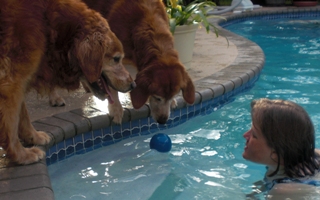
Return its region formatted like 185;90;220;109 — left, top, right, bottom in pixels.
251;131;257;138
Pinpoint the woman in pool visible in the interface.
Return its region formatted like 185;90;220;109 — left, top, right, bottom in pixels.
243;98;320;198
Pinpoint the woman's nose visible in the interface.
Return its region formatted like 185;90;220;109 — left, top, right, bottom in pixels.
243;130;251;140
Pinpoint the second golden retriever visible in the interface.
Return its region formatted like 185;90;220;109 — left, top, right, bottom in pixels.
84;0;196;124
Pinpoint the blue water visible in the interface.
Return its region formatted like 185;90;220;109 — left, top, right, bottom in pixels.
48;17;320;199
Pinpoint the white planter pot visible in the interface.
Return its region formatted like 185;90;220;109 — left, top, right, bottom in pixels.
173;23;199;69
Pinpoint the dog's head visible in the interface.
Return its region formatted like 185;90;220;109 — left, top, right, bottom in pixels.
67;14;135;103
130;59;195;124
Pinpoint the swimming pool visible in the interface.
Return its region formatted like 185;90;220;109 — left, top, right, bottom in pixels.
48;11;320;199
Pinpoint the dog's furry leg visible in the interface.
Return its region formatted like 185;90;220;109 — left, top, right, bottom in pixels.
49;88;66;107
0;99;48;165
0;46;50;164
18;102;51;146
108;88;123;124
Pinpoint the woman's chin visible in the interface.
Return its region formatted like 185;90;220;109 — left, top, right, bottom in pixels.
242;151;248;160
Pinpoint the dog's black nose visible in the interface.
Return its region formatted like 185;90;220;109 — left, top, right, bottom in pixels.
131;82;136;89
157;116;168;124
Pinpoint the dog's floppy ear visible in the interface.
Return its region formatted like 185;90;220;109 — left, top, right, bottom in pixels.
72;32;106;83
181;72;195;105
130;72;151;109
130;86;150;109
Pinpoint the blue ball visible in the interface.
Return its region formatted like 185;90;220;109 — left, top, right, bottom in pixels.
150;133;172;153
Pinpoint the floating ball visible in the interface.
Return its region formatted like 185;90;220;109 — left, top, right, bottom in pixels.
150;133;172;153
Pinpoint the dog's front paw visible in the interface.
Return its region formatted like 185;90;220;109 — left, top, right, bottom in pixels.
32;131;52;145
170;99;177;109
108;103;123;124
49;89;65;107
49;96;66;107
13;147;46;165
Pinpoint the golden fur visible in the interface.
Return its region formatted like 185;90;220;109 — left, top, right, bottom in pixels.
83;0;196;124
0;0;134;164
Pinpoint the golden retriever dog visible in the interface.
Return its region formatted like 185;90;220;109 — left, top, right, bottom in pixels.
0;0;134;165
83;0;196;124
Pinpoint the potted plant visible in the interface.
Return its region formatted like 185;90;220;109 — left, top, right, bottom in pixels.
164;0;218;34
163;0;220;69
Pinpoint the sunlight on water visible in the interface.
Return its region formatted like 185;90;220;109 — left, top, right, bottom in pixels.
48;17;320;199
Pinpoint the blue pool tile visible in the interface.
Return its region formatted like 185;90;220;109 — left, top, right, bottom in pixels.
140;118;149;126
149;119;157;126
131;127;140;137
102;134;113;142
112;124;121;134
173;116;181;125
122;129;131;138
65;137;74;147
130;120;140;129
57;141;65;150
201;100;209;109
48;144;58;156
83;132;93;142
187;104;195;112
46;157;51;165
93;137;102;146
48;153;58;165
74;134;83;144
65;146;75;159
187;104;195;115
166;118;175;127
172;109;181;117
93;129;103;139
75;143;85;154
149;123;159;133
171;118;181;127
84;140;94;151
180;107;188;116
121;121;131;130
113;131;122;140
194;103;202;116
57;150;66;161
102;127;112;137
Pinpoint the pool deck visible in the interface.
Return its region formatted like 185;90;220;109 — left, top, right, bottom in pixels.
1;5;319;200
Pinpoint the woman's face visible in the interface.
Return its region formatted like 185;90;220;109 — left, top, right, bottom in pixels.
243;124;278;167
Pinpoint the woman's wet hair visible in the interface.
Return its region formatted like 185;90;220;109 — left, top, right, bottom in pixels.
251;98;319;177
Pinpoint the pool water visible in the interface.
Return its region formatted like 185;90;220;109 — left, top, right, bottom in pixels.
48;17;320;199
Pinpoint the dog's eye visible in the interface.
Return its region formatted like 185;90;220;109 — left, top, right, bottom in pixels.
113;56;120;63
153;96;161;102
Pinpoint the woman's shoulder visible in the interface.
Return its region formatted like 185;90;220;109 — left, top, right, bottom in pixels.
266;163;320;198
264;165;320;190
269;182;320;199
315;148;320;155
